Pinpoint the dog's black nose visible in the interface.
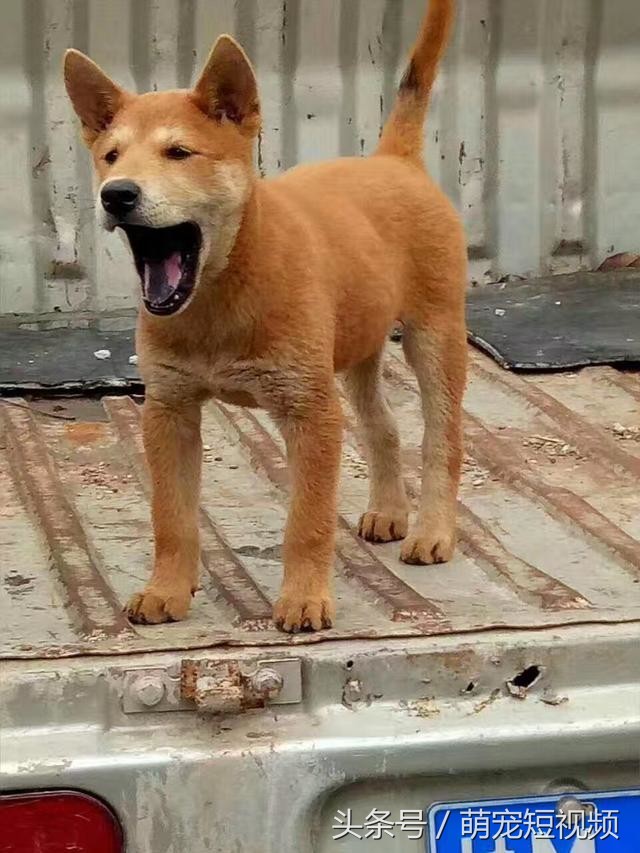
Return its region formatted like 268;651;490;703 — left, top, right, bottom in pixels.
101;179;140;216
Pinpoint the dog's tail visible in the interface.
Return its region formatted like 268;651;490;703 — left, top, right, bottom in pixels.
377;0;455;161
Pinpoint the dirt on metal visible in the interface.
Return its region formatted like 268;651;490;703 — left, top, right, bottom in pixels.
1;346;639;660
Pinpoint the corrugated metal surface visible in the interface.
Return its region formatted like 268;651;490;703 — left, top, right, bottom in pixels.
2;625;638;852
1;346;638;659
2;0;640;323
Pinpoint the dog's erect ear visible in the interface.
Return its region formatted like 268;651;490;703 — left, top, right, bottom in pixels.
64;49;130;146
192;36;261;136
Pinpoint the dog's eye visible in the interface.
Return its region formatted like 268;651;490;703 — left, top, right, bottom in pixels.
165;146;193;160
104;149;119;165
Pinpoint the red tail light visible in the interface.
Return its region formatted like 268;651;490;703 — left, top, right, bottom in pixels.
0;791;123;853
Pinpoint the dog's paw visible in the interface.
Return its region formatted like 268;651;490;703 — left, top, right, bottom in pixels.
273;591;335;633
126;585;193;624
400;528;455;565
358;510;408;543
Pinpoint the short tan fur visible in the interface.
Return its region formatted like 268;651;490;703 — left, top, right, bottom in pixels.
64;0;466;632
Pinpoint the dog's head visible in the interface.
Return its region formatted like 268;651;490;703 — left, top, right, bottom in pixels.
64;38;259;317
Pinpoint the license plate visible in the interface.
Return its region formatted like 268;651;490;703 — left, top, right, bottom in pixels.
427;790;639;852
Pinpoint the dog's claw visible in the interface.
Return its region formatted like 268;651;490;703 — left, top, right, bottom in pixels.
273;592;334;633
358;510;408;543
126;586;192;624
400;529;455;565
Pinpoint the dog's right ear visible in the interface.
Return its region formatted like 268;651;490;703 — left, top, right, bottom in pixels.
64;49;130;146
192;36;261;137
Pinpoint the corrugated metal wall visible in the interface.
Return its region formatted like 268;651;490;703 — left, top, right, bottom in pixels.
1;0;639;325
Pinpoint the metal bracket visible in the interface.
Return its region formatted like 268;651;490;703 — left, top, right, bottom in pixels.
122;658;301;715
122;663;189;714
181;657;302;714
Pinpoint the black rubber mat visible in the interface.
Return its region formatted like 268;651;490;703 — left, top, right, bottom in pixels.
0;328;140;393
3;269;639;391
466;269;640;370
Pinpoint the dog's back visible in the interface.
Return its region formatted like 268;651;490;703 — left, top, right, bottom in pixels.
257;153;464;372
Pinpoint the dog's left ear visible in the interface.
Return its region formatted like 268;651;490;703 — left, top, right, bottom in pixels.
64;49;131;146
192;36;261;137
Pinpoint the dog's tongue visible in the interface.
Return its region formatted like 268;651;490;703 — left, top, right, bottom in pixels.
143;253;182;306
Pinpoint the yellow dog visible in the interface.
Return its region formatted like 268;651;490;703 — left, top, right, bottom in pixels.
64;0;466;633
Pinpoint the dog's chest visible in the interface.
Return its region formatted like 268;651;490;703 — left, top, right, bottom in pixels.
210;384;260;409
209;358;314;416
145;349;312;416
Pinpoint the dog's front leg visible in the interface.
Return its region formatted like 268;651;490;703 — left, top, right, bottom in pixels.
126;396;202;624
274;391;342;632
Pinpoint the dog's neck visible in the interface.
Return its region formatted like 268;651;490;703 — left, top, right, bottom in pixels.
138;176;267;358
200;164;260;285
212;176;262;287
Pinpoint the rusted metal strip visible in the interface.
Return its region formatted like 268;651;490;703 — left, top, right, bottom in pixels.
386;355;640;577
470;351;640;480
1;401;131;638
215;403;448;626
600;368;640;403
456;506;590;610
103;397;272;625
342;405;588;612
217;404;289;491
465;413;640;575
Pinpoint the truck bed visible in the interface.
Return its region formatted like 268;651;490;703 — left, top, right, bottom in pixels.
2;345;639;659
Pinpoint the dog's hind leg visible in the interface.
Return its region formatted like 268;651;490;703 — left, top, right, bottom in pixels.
400;320;466;564
344;351;410;543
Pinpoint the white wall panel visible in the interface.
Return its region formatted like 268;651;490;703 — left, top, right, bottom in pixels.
1;0;638;324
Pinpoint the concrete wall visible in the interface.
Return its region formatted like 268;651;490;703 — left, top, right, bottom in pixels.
1;0;639;325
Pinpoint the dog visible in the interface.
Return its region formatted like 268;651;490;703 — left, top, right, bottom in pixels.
64;0;466;633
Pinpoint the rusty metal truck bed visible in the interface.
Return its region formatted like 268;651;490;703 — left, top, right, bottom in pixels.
2;346;638;659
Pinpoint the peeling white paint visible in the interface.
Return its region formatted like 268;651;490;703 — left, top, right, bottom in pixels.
3;1;640;322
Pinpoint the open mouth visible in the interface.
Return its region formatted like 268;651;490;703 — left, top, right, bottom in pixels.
120;222;201;316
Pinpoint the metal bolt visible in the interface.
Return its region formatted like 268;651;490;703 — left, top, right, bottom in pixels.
134;674;166;708
250;667;284;700
165;662;181;679
543;778;589;796
342;678;363;709
557;796;595;825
